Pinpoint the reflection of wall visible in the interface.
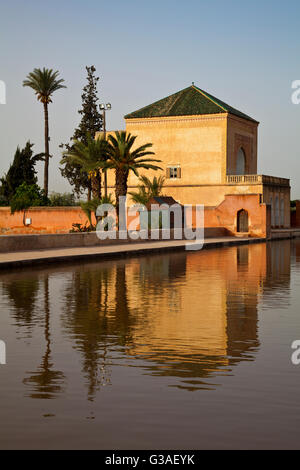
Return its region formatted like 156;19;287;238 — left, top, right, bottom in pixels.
124;245;269;366
265;240;291;284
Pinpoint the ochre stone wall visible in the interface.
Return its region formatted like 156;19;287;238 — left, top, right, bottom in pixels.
0;195;269;238
262;185;291;228
0;207;140;235
226;114;258;175
0;207;90;234
203;194;270;238
137;182;265;207
99;114;229;206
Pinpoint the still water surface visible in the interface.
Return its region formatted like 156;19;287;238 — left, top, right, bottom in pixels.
0;239;299;449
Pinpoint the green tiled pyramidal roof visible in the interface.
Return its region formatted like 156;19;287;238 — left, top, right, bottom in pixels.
125;85;258;123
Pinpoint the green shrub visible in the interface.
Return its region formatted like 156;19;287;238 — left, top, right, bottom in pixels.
10;183;49;225
49;192;78;207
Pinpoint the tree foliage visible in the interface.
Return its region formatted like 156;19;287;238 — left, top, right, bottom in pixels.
106;131;162;221
61;134;108;199
48;192;78;207
129;175;165;205
0;141;44;204
60;66;103;197
23;68;66;105
10;183;49;225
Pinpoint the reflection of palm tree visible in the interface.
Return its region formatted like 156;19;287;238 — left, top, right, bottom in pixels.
60;262;138;401
62;267;113;401
23;276;65;399
114;264;134;346
2;277;40;330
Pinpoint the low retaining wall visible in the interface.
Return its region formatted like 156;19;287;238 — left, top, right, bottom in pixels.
204;194;270;238
0;227;229;253
0;193;270;240
270;229;300;239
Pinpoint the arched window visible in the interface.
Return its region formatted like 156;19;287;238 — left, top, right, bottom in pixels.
236;148;246;175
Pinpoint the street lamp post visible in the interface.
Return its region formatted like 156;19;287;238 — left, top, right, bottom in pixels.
100;103;111;198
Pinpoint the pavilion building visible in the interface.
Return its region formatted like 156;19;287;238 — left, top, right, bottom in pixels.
101;85;291;237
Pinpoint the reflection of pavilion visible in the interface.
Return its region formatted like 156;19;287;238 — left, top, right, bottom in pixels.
0;240;292;397
59;242;290;392
120;242;291;389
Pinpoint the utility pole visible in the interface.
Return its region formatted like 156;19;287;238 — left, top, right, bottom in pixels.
99;103;111;198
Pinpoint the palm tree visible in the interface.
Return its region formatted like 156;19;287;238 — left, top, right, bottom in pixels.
129;175;165;205
23;68;66;197
61;134;108;199
106;131;162;221
128;185;148;206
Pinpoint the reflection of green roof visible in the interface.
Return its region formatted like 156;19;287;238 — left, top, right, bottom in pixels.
125;85;258;123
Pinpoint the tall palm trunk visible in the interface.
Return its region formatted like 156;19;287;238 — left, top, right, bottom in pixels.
91;171;102;199
43;102;49;197
87;185;92;202
115;168;128;229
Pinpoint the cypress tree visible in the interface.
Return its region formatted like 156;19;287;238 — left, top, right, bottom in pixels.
60;66;103;198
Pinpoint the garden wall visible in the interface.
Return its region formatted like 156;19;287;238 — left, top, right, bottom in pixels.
0;207;89;234
204;194;270;238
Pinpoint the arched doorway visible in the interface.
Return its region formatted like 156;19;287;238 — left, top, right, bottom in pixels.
236;148;246;175
237;209;249;232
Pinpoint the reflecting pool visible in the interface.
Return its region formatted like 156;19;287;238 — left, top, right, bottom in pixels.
0;239;299;449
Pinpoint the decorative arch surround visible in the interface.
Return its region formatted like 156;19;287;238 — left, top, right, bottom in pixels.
227;133;255;176
236;147;246;175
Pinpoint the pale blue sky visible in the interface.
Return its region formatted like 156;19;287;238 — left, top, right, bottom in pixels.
0;0;300;195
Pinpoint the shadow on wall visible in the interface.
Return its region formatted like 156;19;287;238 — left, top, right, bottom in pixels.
204;194;270;238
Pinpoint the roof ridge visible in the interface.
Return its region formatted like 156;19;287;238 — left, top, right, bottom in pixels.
192;85;228;112
164;87;188;115
126;86;191;118
125;84;258;123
